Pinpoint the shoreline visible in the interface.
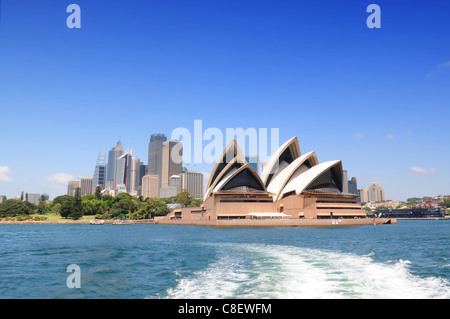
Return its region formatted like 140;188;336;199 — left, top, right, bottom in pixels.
0;217;398;226
0;219;157;225
155;217;397;227
1;217;448;226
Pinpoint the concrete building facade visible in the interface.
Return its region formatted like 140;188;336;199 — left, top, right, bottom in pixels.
368;182;385;202
161;141;182;188
181;171;204;200
142;174;159;199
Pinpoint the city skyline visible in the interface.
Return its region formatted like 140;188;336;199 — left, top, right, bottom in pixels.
1;1;449;201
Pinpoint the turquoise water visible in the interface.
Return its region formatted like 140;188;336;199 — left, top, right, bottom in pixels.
0;220;449;299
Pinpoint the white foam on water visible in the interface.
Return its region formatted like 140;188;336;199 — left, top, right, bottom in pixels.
163;243;450;299
165;252;249;299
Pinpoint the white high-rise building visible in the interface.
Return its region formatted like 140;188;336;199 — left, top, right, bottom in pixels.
169;175;182;195
359;187;368;203
367;182;385;202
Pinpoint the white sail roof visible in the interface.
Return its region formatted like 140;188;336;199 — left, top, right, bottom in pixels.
279;160;343;198
260;136;301;188
267;151;319;201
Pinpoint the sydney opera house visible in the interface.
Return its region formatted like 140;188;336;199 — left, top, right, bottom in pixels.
160;136;385;226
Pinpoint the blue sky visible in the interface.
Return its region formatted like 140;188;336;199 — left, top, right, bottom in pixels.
0;0;449;201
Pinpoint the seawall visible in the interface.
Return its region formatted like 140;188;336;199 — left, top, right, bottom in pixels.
156;218;396;227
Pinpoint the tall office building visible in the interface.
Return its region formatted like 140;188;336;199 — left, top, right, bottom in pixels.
129;157;144;196
27;193;41;205
92;153;106;193
147;133;167;187
348;177;358;195
348;177;359;202
67;181;80;196
160;186;177;198
139;164;147;194
142;175;160;199
80;177;93;197
359;187;368;203
181;171;204;200
342;169;349;193
168;175;182;195
367;182;385;202
106;140;124;190
161;141;183;188
115;149;132;192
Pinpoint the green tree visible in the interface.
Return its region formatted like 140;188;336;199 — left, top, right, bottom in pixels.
174;189;193;207
109;196;139;218
36;195;48;214
0;199;31;217
51;203;61;215
82;198;105;216
134;197;170;219
444;199;450;208
53;195;74;206
82;194;96;201
37;201;47;214
174;189;202;207
59;198;74;219
94;186;102;200
69;187;83;220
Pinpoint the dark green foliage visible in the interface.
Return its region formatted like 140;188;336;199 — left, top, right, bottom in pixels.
0;199;32;217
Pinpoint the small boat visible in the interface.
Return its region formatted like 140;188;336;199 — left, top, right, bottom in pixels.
90;220;105;225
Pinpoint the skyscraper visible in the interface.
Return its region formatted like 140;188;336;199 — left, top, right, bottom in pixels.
80;177;93;197
129;157;143;196
348;177;358;195
106;140;123;190
359;187;368;203
67;181;80;196
147;133;167;187
142;175;159;199
115;149;132;192
348;177;359;202
168;175;182;195
181;171;204;200
161;140;182;188
342;169;349;193
367;182;385;202
27;193;41;205
92;153;106;193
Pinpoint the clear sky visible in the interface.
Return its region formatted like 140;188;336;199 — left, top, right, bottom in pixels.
1;0;449;201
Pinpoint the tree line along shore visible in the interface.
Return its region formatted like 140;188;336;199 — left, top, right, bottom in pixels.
0;186;201;223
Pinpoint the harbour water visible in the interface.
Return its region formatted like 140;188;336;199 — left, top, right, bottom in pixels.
0;220;449;299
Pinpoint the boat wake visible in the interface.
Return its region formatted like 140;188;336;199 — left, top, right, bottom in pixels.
163;243;450;299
